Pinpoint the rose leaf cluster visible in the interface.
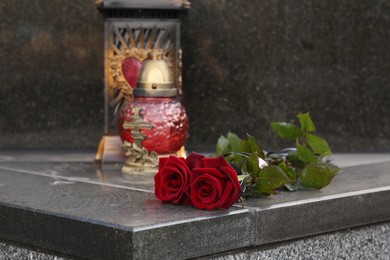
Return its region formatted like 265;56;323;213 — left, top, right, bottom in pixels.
216;112;340;196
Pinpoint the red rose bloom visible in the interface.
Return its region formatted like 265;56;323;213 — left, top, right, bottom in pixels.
190;156;242;210
186;152;205;169
154;156;192;205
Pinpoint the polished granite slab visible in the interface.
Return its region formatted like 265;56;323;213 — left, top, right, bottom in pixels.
0;151;389;259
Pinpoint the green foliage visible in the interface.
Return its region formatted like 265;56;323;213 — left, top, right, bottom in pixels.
245;153;261;177
297;112;316;132
306;134;331;155
278;162;297;182
300;164;337;189
227;132;241;151
286;154;305;168
216;112;340;197
216;135;230;155
216;133;265;175
240;134;265;159
271;122;303;140
296;145;317;164
255;165;291;195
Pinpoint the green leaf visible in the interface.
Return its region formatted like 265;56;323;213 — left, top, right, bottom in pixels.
225;153;244;164
240;140;250;153
216;135;230;155
297;112;316;132
286;154;305;168
255;165;291;195
278;162;297;181
271;122;303;140
239;134;265;159
244;153;261;178
237;174;250;182
247;134;265;159
296;145;317;164
227;132;241;152
307;134;331;155
323;163;341;175
300;164;337;189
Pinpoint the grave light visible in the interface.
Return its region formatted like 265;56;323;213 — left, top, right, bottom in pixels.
95;0;190;166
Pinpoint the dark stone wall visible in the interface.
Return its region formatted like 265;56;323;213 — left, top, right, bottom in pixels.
1;0;389;152
182;0;390;152
0;0;104;149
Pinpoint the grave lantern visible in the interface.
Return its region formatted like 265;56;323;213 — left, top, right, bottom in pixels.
95;0;190;163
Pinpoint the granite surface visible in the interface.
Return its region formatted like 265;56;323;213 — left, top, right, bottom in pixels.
0;240;72;260
0;152;389;259
210;222;390;260
0;166;252;259
0;0;389;152
1;222;389;260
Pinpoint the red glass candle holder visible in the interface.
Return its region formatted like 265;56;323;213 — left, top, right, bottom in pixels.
119;97;189;154
119;51;189;156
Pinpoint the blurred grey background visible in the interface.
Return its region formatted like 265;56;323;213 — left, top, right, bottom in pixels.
0;0;389;152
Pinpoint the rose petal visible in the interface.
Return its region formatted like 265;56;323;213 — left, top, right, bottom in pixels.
158;157;169;171
191;172;225;210
186;152;205;169
220;166;242;189
201;156;231;169
166;178;181;189
160;175;184;201
198;183;216;204
154;156;192;205
197;175;223;198
218;182;234;208
164;156;190;169
188;156;242;210
191;167;226;180
219;166;242;207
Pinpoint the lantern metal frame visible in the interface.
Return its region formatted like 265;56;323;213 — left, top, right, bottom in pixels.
95;0;189;162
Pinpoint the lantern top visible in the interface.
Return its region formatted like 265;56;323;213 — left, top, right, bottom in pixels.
96;0;190;10
134;51;177;97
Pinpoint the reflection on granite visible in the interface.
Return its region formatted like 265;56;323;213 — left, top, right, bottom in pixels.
0;162;251;259
0;162;247;228
0;151;389;258
2;158;390;211
0;161;155;192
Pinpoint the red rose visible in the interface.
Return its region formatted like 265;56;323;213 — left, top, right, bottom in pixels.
154;156;192;205
190;156;242;210
186;152;205;169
